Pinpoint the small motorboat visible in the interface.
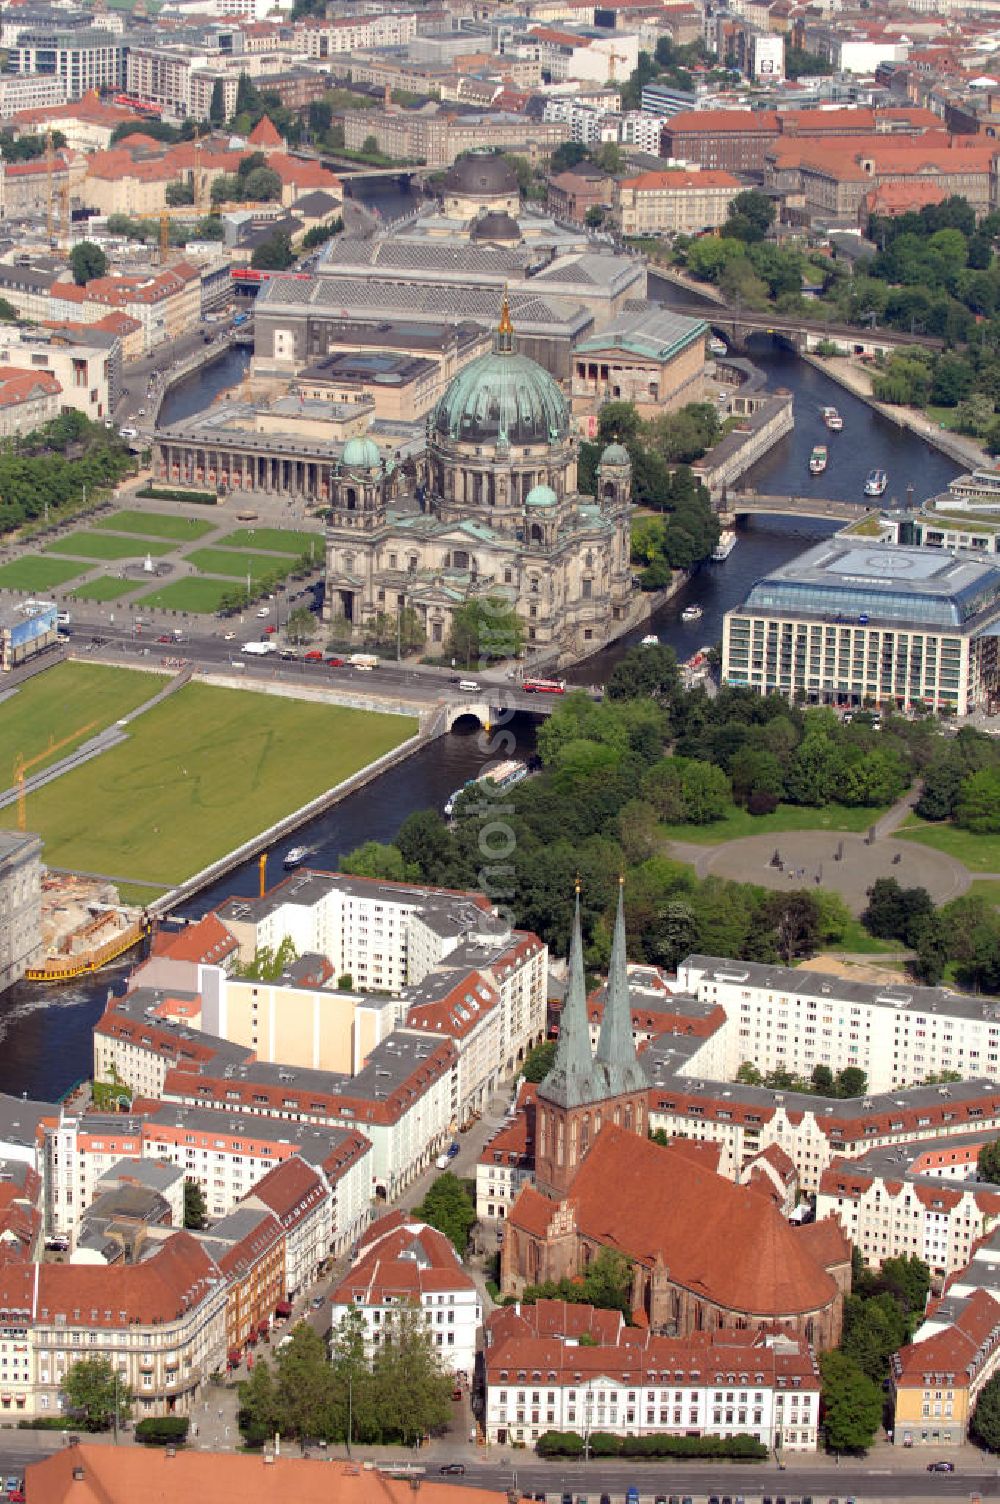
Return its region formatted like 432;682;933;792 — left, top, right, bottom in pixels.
283;845;309;869
712;529;737;561
640;634;659;646
680;605;704;623
864;469;888;497
822;406;843;431
809;444;828;475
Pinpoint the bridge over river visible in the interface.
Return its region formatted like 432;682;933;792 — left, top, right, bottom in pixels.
722;493;880;524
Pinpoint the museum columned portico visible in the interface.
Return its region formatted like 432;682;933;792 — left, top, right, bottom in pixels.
154;439;336;499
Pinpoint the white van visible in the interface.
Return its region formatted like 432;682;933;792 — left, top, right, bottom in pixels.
241;641;275;656
458;679;480;692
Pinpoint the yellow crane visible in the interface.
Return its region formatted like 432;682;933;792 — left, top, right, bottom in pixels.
160;211;170;261
13;721;99;831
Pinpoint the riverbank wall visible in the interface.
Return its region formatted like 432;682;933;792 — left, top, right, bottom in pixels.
694;391;795;502
799;352;986;472
152;334;250;426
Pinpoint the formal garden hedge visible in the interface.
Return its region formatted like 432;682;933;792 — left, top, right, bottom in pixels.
535;1430;768;1460
135;1416;190;1445
136;485;218;504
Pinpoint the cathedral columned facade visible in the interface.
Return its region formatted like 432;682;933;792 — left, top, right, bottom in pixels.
322;300;634;662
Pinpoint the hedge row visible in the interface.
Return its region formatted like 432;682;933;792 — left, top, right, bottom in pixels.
136;485;218;504
535;1430;768;1460
136;1416;190;1445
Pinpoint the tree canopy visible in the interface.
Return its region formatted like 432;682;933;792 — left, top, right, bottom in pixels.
414;1171;476;1253
62;1358;133;1432
70;242;108;286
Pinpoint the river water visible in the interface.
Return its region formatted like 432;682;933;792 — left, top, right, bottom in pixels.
0;246;964;1102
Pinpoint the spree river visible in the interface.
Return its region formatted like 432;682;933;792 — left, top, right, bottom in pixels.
0;278;963;1103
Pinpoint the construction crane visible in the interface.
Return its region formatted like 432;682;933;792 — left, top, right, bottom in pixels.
160;211;170;262
14;721;99;831
45;125;54;244
61;181;71;241
606;48;628;82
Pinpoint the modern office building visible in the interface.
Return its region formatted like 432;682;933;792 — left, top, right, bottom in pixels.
721;538;1000;714
0;831;42;992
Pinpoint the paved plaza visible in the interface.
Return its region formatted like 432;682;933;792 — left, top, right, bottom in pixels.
684;829;970;913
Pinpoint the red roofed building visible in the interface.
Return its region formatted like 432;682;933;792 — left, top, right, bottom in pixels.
247;114;285;153
35;1231;227;1417
243;1154;330;1297
503;1125;848;1351
612;168;741;236
892;1287;1000;1444
863;179;948;225
330;1212;481;1372
0;367;61;437
484;1299;821;1449
196;1207;285;1359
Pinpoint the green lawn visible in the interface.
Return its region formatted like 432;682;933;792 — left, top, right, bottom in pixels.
92;510;215;542
0;682;416;885
217;528;322;557
71;578;142;603
898;815;1000;874
44;533;174;562
136;578;239;613
186;547;293;581
0;661;162;782
832;918;906;955
0;557;89;591
965;879;1000;907
659;802;888;846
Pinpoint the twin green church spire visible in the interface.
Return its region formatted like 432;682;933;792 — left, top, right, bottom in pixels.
538;881;646;1110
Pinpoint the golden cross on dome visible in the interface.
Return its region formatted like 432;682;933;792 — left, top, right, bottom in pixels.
498;286;514;337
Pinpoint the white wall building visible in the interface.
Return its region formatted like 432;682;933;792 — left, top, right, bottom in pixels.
330;1213;481;1374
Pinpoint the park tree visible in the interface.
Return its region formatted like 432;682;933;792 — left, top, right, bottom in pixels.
521;1040;556;1083
861;878;934;945
340;841;417;882
447;596;522;665
183;1178;207;1229
607;644;680;705
972;1371;1000;1452
916;749;965;820
723;189;776;243
835;1066;868;1098
880;1255;930;1325
550;141;591;173
818;1351;882;1453
956;767;1000;832
370;1305;452;1444
978;1136;1000;1184
275;1323;336;1440
238;1356;280;1447
330;1304;374;1444
62;1357;133;1432
165;180;194;207
210;78;227;124
414;1171;476;1253
840;1291;906;1383
762;891;820;965
395;809;462;889
251;231;294;271
911;912;950;984
70;241;108;286
285;605;316;644
243;166;282;202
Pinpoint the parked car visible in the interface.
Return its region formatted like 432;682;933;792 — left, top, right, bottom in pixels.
304;649;323;661
256;606;269;617
927;1462;955;1473
223;631;236;641
439;1464;465;1475
156;634;172;644
264;624;277;635
325;656;345;667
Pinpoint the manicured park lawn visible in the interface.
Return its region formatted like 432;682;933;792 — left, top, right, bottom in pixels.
0;661;161;782
833;918;906;955
218;528;321;557
0;683;416;886
0;556;88;591
659;801;888;846
898;815;1000;874
44;533;174;562
965;879;1000;907
92;510;215;542
71;578;142;603
186;547;293;581
136;578;236;613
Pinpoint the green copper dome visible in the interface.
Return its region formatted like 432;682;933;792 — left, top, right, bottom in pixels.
601;442;630;465
432;348;570;448
525;483;558;508
342;436;381;470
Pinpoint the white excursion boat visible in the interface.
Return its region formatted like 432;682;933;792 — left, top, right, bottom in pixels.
712;530;737;561
283;845;309;870
681;605;704;623
809;444;828;476
445;759;529;817
864;469;888;498
641;634;659;646
822;406;843;432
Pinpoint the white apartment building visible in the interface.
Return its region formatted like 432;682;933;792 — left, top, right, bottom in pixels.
330;1213;481;1374
817;1140;1000;1279
543;98;620;145
0;74;66;116
6;30;125;99
620;110;670;154
677;956;1000;1094
0;326;118;424
484;1305;820;1451
522;27;640;84
296;13;418;57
